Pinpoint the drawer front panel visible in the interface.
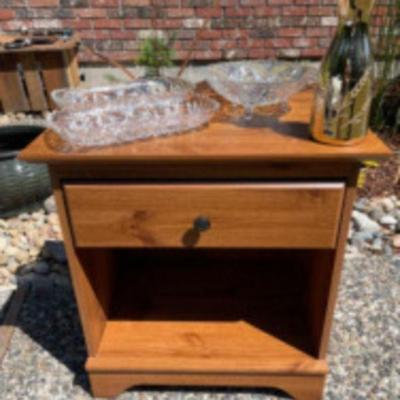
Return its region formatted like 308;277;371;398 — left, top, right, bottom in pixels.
64;183;344;249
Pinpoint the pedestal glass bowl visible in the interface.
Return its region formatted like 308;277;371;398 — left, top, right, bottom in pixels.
207;61;315;120
51;77;194;109
46;95;219;148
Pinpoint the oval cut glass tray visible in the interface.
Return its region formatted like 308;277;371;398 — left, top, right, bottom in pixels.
51;77;194;109
46;95;219;148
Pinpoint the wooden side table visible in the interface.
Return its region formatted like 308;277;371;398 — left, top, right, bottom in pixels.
20;91;391;399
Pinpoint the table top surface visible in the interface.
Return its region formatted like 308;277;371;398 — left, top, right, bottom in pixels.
19;91;392;165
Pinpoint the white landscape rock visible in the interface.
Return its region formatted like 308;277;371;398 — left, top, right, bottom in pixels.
44;196;57;214
0;283;17;317
352;210;381;232
379;215;397;228
392;235;400;249
369;208;385;222
370;237;384;252
380;197;396;213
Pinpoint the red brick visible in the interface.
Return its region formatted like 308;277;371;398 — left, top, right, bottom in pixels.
373;6;389;17
0;10;15;20
278;27;304;37
295;0;319;4
253;7;280;17
153;19;182;29
282;6;307;16
174;50;190;60
196;8;223;18
124;19;151;28
301;48;326;57
265;38;292;48
238;38;264;48
306;27;330;37
62;19;91;29
198;30;222;39
123;0;151;5
269;0;291;4
210;39;236;50
226;7;253;17
74;9;107;18
280;16;309;26
92;0;119;6
293;37;317;47
29;0;59;6
79;30;110;39
193;40;212;50
167;8;194;18
309;6;336;16
222;29;249;39
94;19;122;29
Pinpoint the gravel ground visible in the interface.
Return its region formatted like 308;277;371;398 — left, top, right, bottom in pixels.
0;254;398;399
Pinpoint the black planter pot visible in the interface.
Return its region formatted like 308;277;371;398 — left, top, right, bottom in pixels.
0;125;51;217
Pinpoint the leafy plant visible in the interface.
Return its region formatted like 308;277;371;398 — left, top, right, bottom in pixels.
370;0;400;133
137;34;176;77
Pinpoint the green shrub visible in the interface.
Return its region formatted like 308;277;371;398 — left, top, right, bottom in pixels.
137;35;176;77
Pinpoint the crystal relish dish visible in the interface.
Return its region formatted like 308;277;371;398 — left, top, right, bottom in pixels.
207;61;316;120
51;76;194;109
46;95;219;148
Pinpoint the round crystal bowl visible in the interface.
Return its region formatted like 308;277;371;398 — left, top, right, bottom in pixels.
51;76;194;109
46;95;219;148
207;61;315;119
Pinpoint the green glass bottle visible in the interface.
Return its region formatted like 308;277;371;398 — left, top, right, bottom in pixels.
311;0;375;145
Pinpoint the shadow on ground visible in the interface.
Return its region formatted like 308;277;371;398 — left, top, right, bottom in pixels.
1;275;292;399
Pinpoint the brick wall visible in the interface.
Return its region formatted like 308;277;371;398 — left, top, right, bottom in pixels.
0;1;387;63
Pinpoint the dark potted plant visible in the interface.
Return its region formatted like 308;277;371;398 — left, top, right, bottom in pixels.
0;124;51;217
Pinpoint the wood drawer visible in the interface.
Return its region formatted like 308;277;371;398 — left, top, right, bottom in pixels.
64;183;344;249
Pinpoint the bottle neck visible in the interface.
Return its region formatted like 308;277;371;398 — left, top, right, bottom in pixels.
338;0;374;25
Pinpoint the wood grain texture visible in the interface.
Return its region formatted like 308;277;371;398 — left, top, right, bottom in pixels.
317;172;360;357
64;182;344;249
89;321;327;373
18;91;392;165
0;36;79;112
62;48;80;87
89;371;326;399
40;52;69;109
19;53;48;111
50;172;110;355
0;53;30;112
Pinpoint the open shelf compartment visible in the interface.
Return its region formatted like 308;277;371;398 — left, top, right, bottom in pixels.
80;249;331;376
